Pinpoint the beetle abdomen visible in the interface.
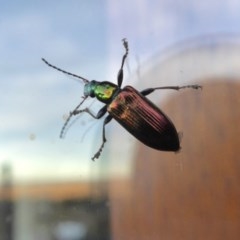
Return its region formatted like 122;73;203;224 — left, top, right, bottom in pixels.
107;86;180;151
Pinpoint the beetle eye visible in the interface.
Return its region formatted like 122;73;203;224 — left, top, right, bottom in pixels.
84;81;96;97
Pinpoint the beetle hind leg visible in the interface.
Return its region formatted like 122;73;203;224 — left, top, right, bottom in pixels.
92;115;113;161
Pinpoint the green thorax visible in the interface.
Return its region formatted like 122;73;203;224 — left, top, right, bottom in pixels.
84;81;119;103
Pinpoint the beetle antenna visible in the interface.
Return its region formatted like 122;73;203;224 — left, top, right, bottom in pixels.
60;96;88;138
42;58;89;83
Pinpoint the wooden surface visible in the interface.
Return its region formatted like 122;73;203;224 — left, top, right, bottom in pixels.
110;80;240;240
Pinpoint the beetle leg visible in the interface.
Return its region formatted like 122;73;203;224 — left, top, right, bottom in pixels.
71;105;111;160
60;96;88;138
72;105;108;119
117;38;129;88
140;84;202;96
92;115;113;161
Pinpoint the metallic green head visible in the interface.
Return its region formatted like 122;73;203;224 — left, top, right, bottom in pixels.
84;80;118;103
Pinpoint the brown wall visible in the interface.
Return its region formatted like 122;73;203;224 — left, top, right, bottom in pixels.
110;80;240;240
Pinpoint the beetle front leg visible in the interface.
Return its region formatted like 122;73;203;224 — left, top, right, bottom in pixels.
72;105;112;160
92;115;113;161
72;105;107;119
141;84;202;96
117;38;129;88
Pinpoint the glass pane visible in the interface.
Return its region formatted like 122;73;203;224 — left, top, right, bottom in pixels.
1;1;240;239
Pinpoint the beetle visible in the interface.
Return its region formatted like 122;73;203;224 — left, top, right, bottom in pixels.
42;39;201;160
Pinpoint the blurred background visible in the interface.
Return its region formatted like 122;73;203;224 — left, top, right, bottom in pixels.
1;0;240;239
